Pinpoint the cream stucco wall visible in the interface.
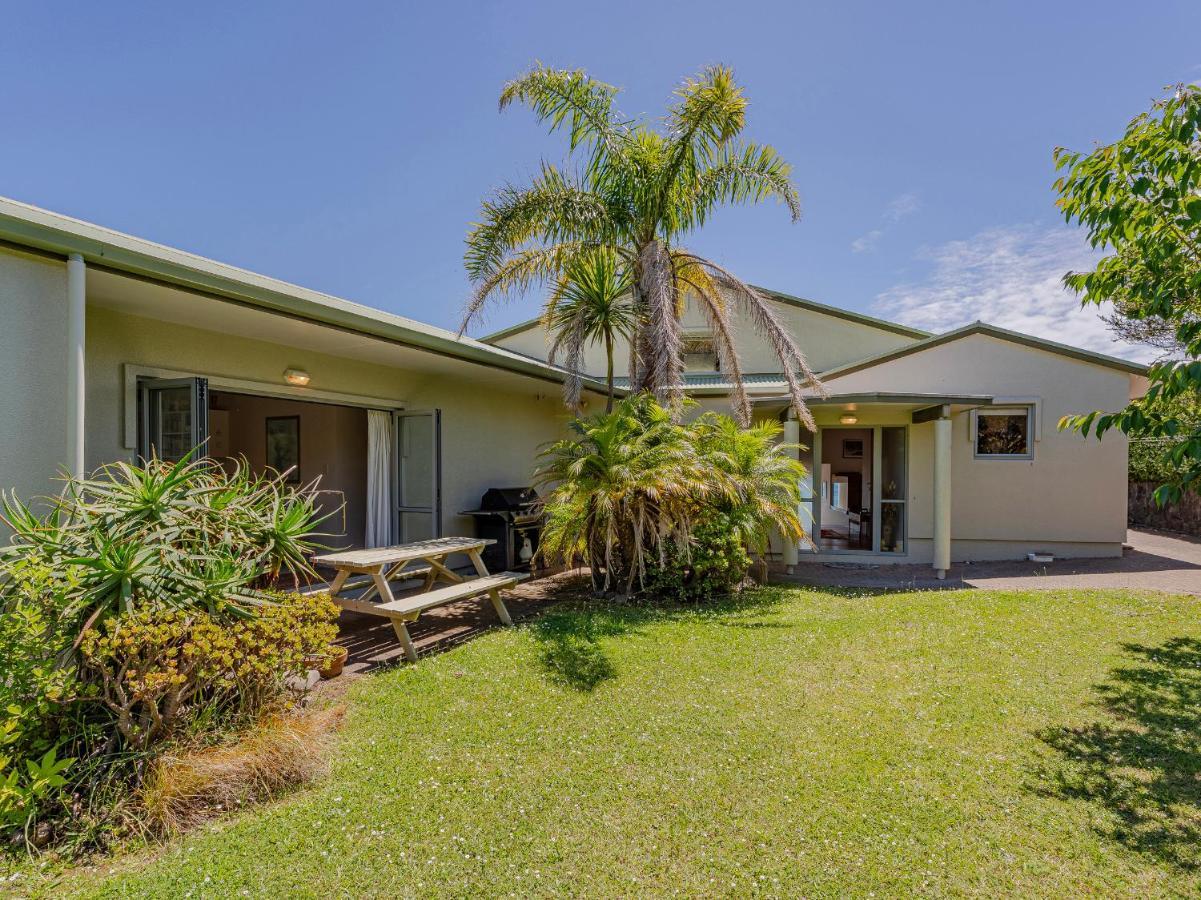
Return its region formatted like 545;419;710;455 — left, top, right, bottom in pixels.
491;295;920;378
816;333;1133;559
0;249;69;505
85;306;569;542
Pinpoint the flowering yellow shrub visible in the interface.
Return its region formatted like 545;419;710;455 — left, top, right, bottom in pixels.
79;592;339;751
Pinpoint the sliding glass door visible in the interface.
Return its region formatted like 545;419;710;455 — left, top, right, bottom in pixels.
809;424;907;555
878;426;907;554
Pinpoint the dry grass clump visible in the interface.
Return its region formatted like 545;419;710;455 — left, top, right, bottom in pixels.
139;705;345;834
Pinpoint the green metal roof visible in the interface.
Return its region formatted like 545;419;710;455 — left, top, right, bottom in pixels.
480;285;930;345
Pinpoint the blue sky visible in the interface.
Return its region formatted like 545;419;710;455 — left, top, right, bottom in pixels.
2;1;1197;361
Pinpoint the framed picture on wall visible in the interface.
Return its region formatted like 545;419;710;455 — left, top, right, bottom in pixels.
842;438;864;460
266;415;300;482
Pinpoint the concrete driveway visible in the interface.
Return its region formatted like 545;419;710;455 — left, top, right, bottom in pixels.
772;528;1201;595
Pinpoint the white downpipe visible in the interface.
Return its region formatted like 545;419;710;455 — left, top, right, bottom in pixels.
782;415;801;569
933;416;952;578
66;253;86;477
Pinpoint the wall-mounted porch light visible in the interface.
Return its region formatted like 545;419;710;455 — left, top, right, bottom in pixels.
839;413;859;425
284;368;311;386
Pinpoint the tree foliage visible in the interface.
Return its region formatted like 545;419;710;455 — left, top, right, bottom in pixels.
543;247;637;413
463;64;822;428
1056;85;1201;503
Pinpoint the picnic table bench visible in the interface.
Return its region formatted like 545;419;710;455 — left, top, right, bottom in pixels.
312;537;528;662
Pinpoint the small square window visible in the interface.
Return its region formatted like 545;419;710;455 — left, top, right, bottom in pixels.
681;333;719;373
975;408;1032;458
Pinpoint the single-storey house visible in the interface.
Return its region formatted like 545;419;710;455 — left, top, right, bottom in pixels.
487;286;1149;576
0;196;611;558
0;196;1147;578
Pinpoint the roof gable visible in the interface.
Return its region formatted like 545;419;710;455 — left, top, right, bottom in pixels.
819;321;1149;380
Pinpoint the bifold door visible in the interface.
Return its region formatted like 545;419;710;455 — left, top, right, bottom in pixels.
138;377;209;462
395;409;441;543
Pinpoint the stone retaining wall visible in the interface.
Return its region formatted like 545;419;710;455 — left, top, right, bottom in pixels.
1129;481;1201;537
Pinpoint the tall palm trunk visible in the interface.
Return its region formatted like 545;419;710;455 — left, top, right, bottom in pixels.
637;239;684;412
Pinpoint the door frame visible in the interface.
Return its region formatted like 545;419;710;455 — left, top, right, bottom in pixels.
806;424;910;558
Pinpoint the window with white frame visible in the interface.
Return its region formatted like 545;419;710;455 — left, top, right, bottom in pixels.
974;407;1033;458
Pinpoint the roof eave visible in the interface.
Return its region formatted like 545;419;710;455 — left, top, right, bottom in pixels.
0;197;610;393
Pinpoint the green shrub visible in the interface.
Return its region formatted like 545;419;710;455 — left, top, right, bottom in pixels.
0;565;86;838
645;512;752;602
78;592;339;752
0;453;340;852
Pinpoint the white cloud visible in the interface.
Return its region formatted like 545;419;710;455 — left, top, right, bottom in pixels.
884;191;921;223
851;229;882;253
872;224;1158;363
852;191;921;252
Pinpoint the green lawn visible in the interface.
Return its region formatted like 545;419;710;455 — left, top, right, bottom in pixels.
31;586;1201;897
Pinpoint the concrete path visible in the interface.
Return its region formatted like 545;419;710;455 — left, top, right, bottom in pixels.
771;528;1201;595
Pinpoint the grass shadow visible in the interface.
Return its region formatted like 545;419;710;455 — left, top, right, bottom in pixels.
528;587;788;692
1035;636;1201;870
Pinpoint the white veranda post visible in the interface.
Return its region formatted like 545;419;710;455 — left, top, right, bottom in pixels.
782;415;801;569
933;415;952;578
66;253;86;477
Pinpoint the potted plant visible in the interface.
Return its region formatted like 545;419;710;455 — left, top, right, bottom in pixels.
317;644;348;680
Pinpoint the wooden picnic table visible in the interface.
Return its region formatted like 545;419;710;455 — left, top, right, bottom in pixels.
312;537;526;662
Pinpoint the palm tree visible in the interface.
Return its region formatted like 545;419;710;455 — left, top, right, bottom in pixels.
687;413;807;554
544;248;637;413
535;393;710;593
462;63;822;428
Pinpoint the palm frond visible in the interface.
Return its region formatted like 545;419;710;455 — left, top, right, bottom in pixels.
464;163;612;282
681;253;823;429
687;142;802;228
462;241;598;333
674;256;752;426
500;63;630;176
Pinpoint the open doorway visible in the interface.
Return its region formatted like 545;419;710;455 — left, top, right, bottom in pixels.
819;428;873;551
137;376;443;553
209;391;368;549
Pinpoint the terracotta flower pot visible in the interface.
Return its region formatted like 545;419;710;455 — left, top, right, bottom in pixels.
318;645;348;680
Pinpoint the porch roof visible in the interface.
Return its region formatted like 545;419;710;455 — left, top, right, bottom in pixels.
752;391;995;420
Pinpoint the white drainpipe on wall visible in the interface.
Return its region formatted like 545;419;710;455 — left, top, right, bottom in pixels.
932;415;953;578
782;414;801;570
66;253;86;477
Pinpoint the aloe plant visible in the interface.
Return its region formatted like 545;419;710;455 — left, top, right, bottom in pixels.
0;450;334;631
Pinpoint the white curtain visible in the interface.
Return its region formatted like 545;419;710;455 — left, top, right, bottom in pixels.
365;410;393;548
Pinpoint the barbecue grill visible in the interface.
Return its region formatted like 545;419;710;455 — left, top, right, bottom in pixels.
461;487;543;572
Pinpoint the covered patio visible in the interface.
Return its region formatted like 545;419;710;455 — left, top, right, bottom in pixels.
756;392;997;579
